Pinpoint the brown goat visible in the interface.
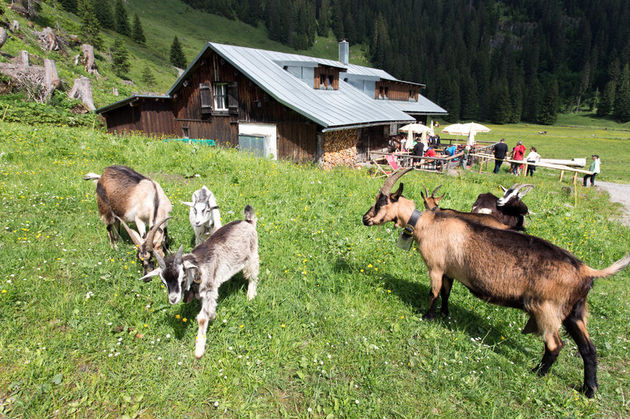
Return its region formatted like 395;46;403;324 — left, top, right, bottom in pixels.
421;185;510;230
362;169;630;398
84;165;172;274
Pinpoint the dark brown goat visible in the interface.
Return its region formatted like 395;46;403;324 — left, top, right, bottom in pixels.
421;185;510;230
471;184;533;230
362;169;630;398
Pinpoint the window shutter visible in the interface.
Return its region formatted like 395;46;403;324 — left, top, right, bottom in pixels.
200;84;212;114
227;82;238;114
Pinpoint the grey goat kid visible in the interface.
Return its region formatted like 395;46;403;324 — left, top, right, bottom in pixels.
140;205;259;359
181;186;222;245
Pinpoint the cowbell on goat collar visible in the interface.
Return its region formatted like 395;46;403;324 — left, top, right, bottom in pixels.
397;209;422;251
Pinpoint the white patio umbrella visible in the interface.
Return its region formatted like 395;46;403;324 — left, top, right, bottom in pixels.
399;123;431;148
442;122;490;146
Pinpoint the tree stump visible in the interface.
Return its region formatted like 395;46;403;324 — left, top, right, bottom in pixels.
0;28;7;50
16;50;30;67
44;59;60;99
37;27;62;52
68;77;95;111
10;20;20;33
81;44;99;75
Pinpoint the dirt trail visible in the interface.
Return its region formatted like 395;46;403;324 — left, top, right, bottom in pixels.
595;181;630;226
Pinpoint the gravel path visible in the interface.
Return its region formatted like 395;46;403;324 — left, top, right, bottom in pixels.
595;181;630;226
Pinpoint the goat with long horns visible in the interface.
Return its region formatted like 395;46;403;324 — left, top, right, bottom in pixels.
362;169;630;398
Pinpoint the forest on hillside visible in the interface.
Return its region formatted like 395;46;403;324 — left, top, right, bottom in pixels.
180;0;630;125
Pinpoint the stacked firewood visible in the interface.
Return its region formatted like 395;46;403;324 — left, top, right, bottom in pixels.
321;129;358;170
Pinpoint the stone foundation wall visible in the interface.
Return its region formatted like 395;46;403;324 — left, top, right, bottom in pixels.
321;129;358;170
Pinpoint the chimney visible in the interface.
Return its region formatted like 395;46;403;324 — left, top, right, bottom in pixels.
338;40;349;65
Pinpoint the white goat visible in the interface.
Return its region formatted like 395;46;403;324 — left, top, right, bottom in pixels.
140;205;259;359
181;186;221;245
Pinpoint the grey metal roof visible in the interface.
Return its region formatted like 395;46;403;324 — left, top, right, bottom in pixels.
345;63;425;87
383;93;448;115
205;42;414;128
101;42;446;126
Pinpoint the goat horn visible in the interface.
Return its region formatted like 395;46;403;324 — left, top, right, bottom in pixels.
423;185;429;197
114;215;143;247
431;185;442;198
145;217;171;252
380;168;413;195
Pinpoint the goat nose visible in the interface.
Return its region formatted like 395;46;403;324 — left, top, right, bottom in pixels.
362;216;372;226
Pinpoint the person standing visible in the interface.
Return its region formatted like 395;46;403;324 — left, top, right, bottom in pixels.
583;155;600;186
492;138;508;173
511;141;526;175
412;140;425;165
525;146;541;177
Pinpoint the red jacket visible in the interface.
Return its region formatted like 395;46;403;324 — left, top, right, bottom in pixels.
513;144;526;160
424;149;437;157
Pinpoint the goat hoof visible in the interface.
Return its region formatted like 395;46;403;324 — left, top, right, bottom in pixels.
423;312;436;320
582;385;596;399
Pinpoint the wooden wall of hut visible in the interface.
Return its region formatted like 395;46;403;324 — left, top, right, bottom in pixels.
170;49;319;161
375;80;419;101
103;99;176;137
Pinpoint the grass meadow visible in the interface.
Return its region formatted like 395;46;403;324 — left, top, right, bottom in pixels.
0;121;629;417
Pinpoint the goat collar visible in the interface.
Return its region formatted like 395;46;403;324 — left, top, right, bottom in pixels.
404;209;423;233
397;209;422;251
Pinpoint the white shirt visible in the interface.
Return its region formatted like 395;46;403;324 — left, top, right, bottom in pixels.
526;151;540;162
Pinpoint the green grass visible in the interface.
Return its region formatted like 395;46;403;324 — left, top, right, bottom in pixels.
0;0;370;112
1;121;629;417
436;121;630;182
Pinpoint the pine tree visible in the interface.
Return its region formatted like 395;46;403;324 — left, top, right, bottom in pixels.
93;0;114;30
78;0;103;49
597;81;615;116
132;13;146;45
537;78;559;125
114;0;130;36
317;0;330;36
488;79;511;124
613;64;630;122
170;36;187;69
141;65;156;88
111;37;130;77
60;0;78;13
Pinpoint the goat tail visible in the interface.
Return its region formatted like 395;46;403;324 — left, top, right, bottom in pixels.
583;254;630;278
243;205;257;227
84;172;101;182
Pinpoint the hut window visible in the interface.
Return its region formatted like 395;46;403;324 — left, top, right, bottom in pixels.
213;83;228;111
182;126;190;138
327;75;334;90
200;84;212;114
319;74;326;89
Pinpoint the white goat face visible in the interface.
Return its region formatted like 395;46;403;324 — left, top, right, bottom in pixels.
190;202;212;228
140;245;187;305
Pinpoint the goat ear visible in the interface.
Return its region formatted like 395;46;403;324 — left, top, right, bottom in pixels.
181;201;193;207
175;245;184;264
436;195;445;202
391;183;403;201
139;268;161;282
153;250;166;271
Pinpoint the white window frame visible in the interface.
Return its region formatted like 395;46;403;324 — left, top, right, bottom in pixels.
213;83;228;111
